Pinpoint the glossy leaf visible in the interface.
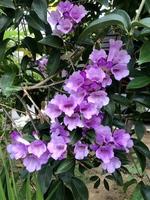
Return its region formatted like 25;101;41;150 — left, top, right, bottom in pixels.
138;41;150;64
135;121;145;140
55;159;75;174
0;0;15;9
78;12;130;43
39;36;63;49
141;184;150;200
47;49;60;75
71;177;89;200
132;18;150;29
32;0;47;22
127;76;150;89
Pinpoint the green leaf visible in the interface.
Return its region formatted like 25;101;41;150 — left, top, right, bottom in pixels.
90;176;99;182
135;150;146;172
134;139;150;159
26;12;45;31
130;183;144;200
0;15;12;33
133;94;150;108
38;164;52;194
127;76;150;89
0;178;6;200
138;41;150;64
141;184;150;200
71;177;89;200
32;0;47;22
145;0;150;13
0;0;15;9
39;36;63;49
47;49;60;75
123;179;137;193
46;180;62;200
132;18;150;29
113;170;123;186
103;179;109;191
26;175;32;200
0;38;10;61
94;178;101;189
111;94;131;105
78;12;130;43
55;159;75;174
135;121;145;140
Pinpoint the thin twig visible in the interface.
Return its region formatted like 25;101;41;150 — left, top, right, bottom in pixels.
135;0;146;21
0;103;26;114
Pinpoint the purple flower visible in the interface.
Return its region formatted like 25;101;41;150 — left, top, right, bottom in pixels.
111;64;129;81
89;49;107;64
7;143;27;160
44;102;62;121
64;71;84;92
57;18;73;34
64;113;83;130
101;74;112;88
10;131;30;145
47;135;67;160
113;129;133;151
88;90;109;108
28;140;47;158
96;145;114;163
80;101;98;119
83;115;102;130
39;151;51;165
95;125;113;145
58;1;73;14
74;141;89;159
71;88;87;104
101;157;121;173
107;39;123;62
47;10;61;28
86;66;105;83
23;155;42;172
70;5;87;23
59;95;77;117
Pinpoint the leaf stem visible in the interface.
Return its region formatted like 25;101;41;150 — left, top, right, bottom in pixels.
135;0;146;21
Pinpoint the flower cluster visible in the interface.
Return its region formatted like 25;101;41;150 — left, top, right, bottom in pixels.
7;39;133;173
47;1;87;36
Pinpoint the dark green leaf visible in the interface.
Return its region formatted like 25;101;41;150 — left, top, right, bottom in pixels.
132;18;150;29
38;164;52;194
133;139;150;159
90;176;99;182
0;0;15;9
103;179;109;191
47;49;60;75
94;178;101;189
32;0;47;22
111;94;131;105
141;184;150;200
39;36;63;49
71;177;89;200
127;76;150;89
45;180;62;200
113;170;123;186
135;121;145;140
78;12;130;43
130;183;144;200
134;150;146;172
133;94;150;108
0;15;12;33
55;159;75;174
123;179;137;192
26;12;45;31
138;41;150;64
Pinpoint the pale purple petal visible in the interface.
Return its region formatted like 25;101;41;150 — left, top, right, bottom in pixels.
101;157;121;173
64;71;84;92
70;5;87;23
44;102;62;121
88;90;109;108
58;1;73;14
7;143;27;160
74;141;89;160
86;66;106;83
28;140;47;158
96;145;114;163
64;113;83;131
23;155;41;172
89;49;107;64
57;18;73;34
80;101;98;119
111;64;129;80
107;39;123;62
